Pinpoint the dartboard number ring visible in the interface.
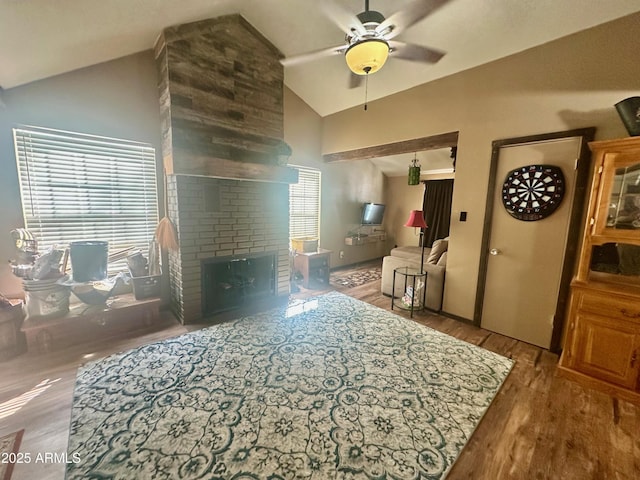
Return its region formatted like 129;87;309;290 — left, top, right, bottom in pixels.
501;164;565;221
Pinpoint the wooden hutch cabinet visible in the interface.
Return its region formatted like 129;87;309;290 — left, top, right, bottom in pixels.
559;136;640;404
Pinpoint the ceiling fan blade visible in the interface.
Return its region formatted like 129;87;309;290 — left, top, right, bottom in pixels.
320;0;366;36
377;0;449;40
389;41;445;64
349;72;363;89
281;45;347;67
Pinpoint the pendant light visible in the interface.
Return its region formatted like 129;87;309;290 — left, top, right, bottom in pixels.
408;153;421;185
450;146;457;172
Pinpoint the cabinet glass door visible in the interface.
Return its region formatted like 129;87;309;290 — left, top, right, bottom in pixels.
594;153;640;241
607;163;640;229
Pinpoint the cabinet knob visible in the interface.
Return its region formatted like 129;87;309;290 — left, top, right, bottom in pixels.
631;350;638;368
489;248;501;256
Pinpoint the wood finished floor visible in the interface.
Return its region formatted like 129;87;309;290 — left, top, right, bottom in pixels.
1;259;638;480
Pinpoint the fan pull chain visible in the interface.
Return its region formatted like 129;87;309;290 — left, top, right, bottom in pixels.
363;66;371;111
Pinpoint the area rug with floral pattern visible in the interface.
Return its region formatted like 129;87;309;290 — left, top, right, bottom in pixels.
66;291;513;479
330;267;382;288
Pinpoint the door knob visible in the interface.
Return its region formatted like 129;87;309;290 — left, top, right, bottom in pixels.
489;248;501;256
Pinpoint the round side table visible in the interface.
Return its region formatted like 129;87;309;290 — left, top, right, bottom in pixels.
391;267;427;318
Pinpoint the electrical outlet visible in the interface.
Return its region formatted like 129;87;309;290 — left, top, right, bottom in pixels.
339;251;345;259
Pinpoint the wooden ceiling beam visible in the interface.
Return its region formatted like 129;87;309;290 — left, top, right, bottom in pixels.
322;131;459;163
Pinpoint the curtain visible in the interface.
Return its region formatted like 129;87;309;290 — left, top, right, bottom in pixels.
422;179;454;247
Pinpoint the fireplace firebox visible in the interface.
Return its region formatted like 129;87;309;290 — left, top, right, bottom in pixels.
201;253;276;317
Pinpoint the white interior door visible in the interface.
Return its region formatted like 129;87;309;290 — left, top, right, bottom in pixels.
481;137;582;348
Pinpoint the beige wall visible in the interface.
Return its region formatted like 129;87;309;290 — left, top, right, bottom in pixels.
284;88;388;268
321;13;640;320
0;51;163;298
1;12;638;319
385;172;455;249
384;177;425;248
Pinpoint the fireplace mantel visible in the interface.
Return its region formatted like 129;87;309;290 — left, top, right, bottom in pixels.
164;150;298;184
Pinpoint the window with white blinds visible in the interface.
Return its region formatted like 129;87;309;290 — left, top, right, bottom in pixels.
289;165;321;241
13;126;159;272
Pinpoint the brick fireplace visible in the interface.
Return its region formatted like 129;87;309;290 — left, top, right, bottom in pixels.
201;253;277;317
155;15;297;324
166;175;290;323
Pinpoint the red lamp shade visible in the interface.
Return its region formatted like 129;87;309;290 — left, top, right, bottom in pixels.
404;210;427;229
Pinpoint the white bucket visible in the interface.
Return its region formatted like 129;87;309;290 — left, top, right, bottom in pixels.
23;281;70;319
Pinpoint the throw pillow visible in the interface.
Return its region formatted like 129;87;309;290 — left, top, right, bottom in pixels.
426;239;448;264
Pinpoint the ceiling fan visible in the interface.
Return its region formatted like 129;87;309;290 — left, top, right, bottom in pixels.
281;0;449;89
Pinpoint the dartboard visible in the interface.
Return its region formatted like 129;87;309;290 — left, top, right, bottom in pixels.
501;164;565;221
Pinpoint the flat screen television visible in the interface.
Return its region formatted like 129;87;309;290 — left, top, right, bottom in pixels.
361;203;385;225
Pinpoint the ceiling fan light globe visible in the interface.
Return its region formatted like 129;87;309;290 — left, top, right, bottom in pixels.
345;39;389;75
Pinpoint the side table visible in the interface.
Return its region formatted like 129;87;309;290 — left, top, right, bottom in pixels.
391;267;427;318
293;249;331;289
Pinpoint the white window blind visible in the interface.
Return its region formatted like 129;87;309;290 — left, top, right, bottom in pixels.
289;165;321;240
13;126;159;272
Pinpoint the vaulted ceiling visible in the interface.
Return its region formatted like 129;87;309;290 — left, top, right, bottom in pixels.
1;0;639;118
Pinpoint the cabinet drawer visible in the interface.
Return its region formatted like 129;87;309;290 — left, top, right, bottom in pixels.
576;289;640;322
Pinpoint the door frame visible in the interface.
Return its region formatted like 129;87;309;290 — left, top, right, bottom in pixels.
474;127;595;352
